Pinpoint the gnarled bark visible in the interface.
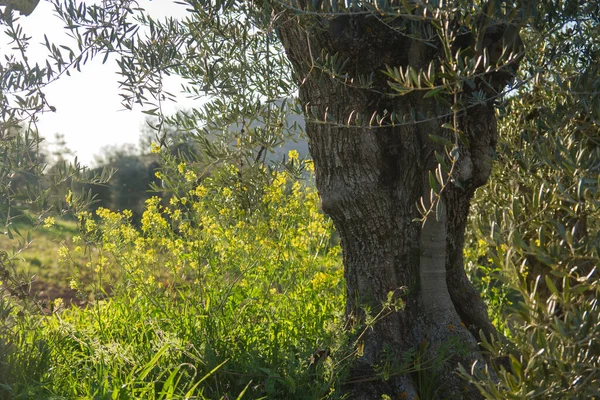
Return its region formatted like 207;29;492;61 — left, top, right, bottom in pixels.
276;9;519;399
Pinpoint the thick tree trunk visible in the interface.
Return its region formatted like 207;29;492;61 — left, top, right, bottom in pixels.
277;10;515;399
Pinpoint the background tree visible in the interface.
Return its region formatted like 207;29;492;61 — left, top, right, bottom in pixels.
89;144;160;223
0;0;112;334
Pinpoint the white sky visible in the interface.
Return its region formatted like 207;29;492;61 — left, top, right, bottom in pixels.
14;0;195;166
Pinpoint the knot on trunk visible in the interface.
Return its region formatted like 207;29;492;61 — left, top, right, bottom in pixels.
450;105;498;192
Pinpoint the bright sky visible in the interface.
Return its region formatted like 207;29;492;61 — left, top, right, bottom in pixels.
15;0;194;166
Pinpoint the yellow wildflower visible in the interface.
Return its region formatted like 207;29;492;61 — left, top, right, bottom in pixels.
185;170;197;182
57;246;69;262
53;298;64;310
305;159;314;172
195;185;207;197
65;190;73;205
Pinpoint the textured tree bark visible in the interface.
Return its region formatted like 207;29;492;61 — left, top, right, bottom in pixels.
276;10;517;399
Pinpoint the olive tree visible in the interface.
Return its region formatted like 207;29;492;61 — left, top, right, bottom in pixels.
3;0;594;398
273;3;524;397
0;0;114;310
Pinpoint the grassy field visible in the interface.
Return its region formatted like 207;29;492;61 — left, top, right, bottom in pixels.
0;218;94;308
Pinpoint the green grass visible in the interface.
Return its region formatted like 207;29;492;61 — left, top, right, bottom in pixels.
0;169;350;399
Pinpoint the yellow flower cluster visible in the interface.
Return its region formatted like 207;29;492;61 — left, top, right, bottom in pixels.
67;166;342;318
150;142;161;154
57;245;69;262
43;216;56;228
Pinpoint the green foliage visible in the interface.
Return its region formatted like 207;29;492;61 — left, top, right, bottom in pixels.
2;162;348;399
0;294;51;399
461;4;600;396
0;6;113;236
0;128;46;232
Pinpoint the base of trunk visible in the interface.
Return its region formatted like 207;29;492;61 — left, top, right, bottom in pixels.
342;308;486;400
